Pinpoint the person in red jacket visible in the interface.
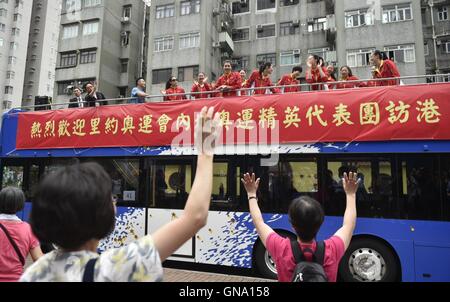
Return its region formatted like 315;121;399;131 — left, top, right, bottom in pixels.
191;72;212;100
325;65;337;90
305;55;329;91
244;62;281;95
336;66;365;89
216;60;242;97
278;66;303;93
370;50;401;86
162;77;187;101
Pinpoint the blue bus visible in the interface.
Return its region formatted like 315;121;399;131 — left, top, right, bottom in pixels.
2;87;450;282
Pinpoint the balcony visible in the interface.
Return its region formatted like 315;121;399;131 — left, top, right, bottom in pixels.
218;31;234;54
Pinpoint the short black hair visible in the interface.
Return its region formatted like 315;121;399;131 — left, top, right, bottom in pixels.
136;77;145;86
30;163;116;251
259;62;272;76
288;196;324;242
292;66;303;73
372;50;387;60
0;187;25;215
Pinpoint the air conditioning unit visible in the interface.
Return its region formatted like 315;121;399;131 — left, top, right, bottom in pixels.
221;21;229;29
213;8;220;16
436;40;442;46
293;49;301;57
292;20;300;27
121;31;128;36
212;42;221;48
307;18;315;23
257;25;264;32
121;17;130;23
240;0;248;7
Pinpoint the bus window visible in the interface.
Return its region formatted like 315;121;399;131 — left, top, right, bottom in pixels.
442;155;450;221
99;159;140;206
212;162;229;203
26;164;40;200
400;156;442;221
279;160;319;213
153;164;192;210
326;159;394;218
2;166;24;189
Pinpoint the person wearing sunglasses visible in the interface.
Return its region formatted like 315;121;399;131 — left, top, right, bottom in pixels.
161;77;187;101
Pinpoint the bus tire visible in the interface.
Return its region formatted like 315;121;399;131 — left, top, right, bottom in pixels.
254;241;278;280
253;231;296;280
338;237;400;282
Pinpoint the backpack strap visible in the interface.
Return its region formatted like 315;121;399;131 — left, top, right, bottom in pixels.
290;240;306;264
313;241;326;266
0;222;25;266
82;258;98;282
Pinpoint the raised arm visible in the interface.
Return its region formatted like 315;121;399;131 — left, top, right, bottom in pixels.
152;107;220;261
334;172;360;250
242;173;274;248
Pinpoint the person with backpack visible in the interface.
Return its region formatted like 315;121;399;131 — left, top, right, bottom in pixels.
0;187;43;282
21;107;221;282
241;172;360;282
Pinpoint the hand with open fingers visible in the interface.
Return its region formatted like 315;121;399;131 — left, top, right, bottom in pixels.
343;172;360;195
195;107;221;156
241;173;260;196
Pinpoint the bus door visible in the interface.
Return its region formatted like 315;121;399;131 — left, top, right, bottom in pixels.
148;158;195;259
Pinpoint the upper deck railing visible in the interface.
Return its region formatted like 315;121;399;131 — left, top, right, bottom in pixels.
12;74;450;112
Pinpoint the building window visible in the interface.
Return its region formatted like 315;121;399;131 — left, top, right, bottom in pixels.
10;42;18;50
8;56;17;65
424;42;429;56
382;4;413;23
60;52;78;67
280;0;299;7
280;50;301;66
438;6;449;21
2;100;12;110
0;23;5;32
13;13;21;22
345;9;374;28
80;49;96;64
0;8;7;17
178;65;199;82
121;59;128;73
83;0;101;8
257;0;276;11
231;56;249;71
6;71;15;79
256;24;276;38
346;48;374;67
156;4;175;19
4;86;13;95
154;36;174;52
181;0;200;16
445;42;450;54
121;31;130;46
64;0;81;12
384;45;415;63
122;5;131;18
179;32;200;49
152;68;172;84
83;21;99;35
62;24;79;39
232;0;249;14
11;27;20;36
232;28;250;41
257;53;276;66
280;21;300;36
307;17;327;32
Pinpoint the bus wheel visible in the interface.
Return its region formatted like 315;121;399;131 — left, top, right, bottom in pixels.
339;238;400;282
254;241;278;280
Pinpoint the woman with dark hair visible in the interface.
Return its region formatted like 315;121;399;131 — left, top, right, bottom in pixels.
244;62;281;95
0;187;43;282
336;66;365;89
21;107;221;282
305;55;329;91
191;72;212;100
161;77;187;101
370;50;401;86
325;65;337;90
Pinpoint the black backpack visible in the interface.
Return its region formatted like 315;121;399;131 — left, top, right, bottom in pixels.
290;240;328;282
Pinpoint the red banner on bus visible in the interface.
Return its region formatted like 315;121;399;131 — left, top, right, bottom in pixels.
16;84;450;150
